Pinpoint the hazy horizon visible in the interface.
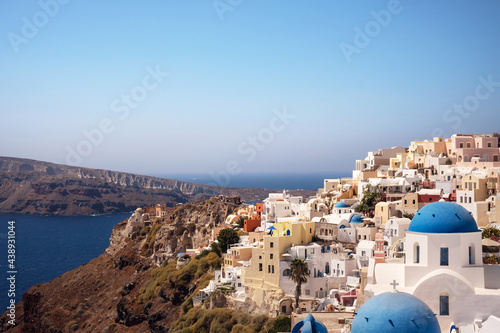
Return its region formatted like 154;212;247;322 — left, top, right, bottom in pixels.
2;1;500;176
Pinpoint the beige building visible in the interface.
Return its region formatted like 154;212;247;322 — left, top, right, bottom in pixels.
223;246;253;267
356;225;378;242
487;168;500;196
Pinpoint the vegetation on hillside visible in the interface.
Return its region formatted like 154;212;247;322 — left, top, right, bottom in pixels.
171;308;291;333
139;251;221;304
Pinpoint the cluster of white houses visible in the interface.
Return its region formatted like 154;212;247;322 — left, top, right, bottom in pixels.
139;134;500;333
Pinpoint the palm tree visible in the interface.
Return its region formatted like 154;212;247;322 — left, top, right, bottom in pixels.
288;258;310;311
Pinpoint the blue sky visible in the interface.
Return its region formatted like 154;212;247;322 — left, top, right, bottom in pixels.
1;0;500;177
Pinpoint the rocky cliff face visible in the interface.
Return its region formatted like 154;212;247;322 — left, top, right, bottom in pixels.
0;197;240;332
0;157;315;215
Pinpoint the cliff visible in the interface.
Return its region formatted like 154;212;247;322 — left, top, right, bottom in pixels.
0;197;241;332
0;157;315;215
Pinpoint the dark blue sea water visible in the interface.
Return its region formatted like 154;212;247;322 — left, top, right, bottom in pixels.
0;213;131;310
157;172;350;190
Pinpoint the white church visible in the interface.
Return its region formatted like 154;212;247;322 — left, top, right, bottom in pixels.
363;201;500;332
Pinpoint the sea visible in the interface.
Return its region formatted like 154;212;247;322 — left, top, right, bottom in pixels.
0;213;131;310
157;172;350;190
0;172;349;311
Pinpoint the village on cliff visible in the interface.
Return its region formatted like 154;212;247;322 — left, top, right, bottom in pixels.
127;133;500;333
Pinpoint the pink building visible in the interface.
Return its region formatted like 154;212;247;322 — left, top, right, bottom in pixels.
451;134;500;163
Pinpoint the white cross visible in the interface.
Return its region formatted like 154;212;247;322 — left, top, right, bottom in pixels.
390;279;399;292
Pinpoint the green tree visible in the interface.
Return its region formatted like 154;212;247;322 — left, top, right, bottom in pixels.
482;227;500;239
288;258;310;311
355;190;381;214
236;216;247;229
402;213;415;220
270;315;291;333
217;228;240;253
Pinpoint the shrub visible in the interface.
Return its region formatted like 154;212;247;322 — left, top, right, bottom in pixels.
270;315;291;333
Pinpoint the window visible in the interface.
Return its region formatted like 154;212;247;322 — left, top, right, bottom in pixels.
414;243;420;264
404;200;407;204
272;265;275;274
270;242;274;248
325;263;330;274
488;142;492;148
305;289;310;296
259;256;262;260
467;143;471;148
259;263;262;271
310;228;312;234
270;253;273;259
283;269;290;277
469;197;472;204
413;200;416;205
460;143;464;148
440;295;449;315
268;265;271;273
440;247;449;266
469;246;475;265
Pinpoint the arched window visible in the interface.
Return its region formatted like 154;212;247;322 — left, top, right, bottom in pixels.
283;269;290;277
439;293;449;315
325;263;330;275
414;242;420;264
440;247;449;266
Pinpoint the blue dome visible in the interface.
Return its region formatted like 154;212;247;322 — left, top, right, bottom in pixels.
352;292;440;333
350;214;364;223
408;201;479;234
334;201;349;208
291;314;328;333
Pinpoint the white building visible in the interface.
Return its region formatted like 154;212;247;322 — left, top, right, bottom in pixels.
384;217;411;257
261;190;303;223
364;201;500;332
279;243;336;299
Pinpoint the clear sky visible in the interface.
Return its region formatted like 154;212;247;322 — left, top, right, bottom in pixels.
1;0;499;177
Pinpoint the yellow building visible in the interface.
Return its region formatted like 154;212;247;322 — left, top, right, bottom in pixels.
374;201;402;225
390;152;409;170
408;137;449;158
242;221;315;289
461;173;488;202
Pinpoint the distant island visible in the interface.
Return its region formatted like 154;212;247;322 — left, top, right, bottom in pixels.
0;157;316;215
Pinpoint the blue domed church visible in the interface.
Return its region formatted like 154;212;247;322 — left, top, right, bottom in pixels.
352;291;441;332
363;201;500;331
